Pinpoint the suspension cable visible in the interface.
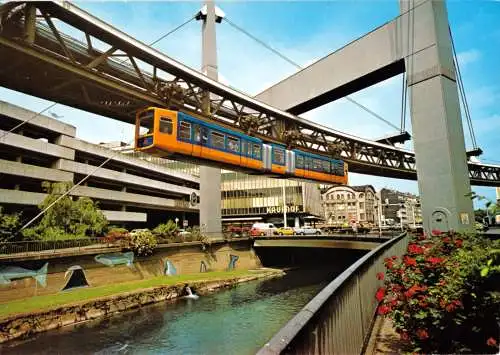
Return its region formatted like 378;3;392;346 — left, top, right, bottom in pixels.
19;139;134;232
224;17;401;132
449;25;478;149
0;14;196;142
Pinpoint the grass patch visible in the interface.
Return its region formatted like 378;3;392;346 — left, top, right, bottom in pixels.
0;269;273;319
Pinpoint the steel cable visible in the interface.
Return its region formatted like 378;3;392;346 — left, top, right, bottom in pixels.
224;17;401;132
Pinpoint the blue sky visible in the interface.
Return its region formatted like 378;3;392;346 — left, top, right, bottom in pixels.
1;0;499;206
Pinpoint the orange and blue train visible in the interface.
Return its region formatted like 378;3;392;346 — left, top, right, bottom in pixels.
134;107;348;185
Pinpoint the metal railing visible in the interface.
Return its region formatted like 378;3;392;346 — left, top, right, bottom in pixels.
256;232;409;355
0;238;115;257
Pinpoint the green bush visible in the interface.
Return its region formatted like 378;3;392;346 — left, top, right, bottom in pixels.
376;231;500;354
21;181;108;240
129;229;157;256
153;220;178;241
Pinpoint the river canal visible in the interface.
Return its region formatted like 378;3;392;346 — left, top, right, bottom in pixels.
1;267;342;354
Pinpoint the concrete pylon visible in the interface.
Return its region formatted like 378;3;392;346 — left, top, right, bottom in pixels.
401;0;474;233
198;0;222;237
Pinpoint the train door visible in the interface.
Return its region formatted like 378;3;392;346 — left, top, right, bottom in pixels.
198;125;209;160
241;139;249;169
192;123;202;158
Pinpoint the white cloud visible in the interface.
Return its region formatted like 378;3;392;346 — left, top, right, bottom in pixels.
456;49;481;69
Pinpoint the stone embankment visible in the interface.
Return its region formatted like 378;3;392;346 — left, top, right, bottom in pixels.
0;269;284;344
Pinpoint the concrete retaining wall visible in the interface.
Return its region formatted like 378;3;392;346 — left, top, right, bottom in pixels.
0;240;260;303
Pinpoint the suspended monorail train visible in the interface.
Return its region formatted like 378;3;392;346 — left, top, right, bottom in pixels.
134;107;348;185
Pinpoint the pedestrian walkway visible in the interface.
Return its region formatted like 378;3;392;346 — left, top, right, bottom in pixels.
364;315;409;354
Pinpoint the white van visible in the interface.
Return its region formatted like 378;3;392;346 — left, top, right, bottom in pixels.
250;223;278;236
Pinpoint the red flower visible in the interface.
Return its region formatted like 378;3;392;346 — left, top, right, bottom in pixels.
426;256;445;265
442;236;451;243
446;303;456;312
487;337;497;347
408;244;424;254
376;272;385;280
400;332;409;341
416;329;429;340
384;257;395;269
404;285;427;298
391;255;398;260
375;287;386;302
392;284;402;292
455;239;463;248
431;229;442;235
438;279;446;286
404;256;417;267
377;304;391;315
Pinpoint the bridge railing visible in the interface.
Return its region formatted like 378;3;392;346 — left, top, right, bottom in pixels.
256;232;409;355
0;238;114;257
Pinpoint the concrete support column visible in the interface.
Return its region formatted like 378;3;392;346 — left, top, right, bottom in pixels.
294;216;300;228
198;0;222;237
401;0;473;233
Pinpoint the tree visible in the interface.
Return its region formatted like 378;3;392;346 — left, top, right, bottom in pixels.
0;206;21;242
22;181;108;240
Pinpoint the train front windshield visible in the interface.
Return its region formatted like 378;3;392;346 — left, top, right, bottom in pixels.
137;110;155;148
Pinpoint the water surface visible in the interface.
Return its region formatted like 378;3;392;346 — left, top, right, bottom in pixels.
1;268;340;354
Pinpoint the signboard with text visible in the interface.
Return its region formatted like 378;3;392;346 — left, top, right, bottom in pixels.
266;205;300;214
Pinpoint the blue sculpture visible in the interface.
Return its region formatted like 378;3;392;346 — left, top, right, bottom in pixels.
164;259;177;276
228;254;239;270
94;252;134;267
0;263;48;287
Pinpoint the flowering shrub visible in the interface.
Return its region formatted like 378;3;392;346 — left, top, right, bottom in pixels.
129;229;157;256
376;231;499;354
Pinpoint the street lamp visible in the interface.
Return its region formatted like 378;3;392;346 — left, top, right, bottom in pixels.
175;217;179;227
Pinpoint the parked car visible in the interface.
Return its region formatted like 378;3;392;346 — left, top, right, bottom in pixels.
250;223;278;236
293;225;322;235
276;227;295;236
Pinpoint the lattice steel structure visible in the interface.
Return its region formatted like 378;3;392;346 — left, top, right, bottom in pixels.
0;1;498;186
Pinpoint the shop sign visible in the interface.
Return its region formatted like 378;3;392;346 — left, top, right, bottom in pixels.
266;205;300;214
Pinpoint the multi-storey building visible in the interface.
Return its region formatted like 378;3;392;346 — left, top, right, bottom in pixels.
112;142;323;228
0;101;200;229
321;185;378;226
380;188;422;227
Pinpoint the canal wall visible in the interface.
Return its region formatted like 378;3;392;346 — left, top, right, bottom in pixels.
0;239;260;303
0;269;284;344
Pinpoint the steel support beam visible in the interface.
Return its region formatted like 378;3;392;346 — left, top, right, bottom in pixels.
199;0;222;237
402;0;473;233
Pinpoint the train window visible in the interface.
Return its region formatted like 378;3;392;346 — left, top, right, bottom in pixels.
247;142;252;157
242;140;247;155
273;148;285;165
312;159;322;171
253;144;261;159
296;154;304;168
304;157;311;169
322;160;330;173
159;117;173;134
179;121;191;140
211;131;225;149
227;136;240;153
193;124;201;142
140;111;155;134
